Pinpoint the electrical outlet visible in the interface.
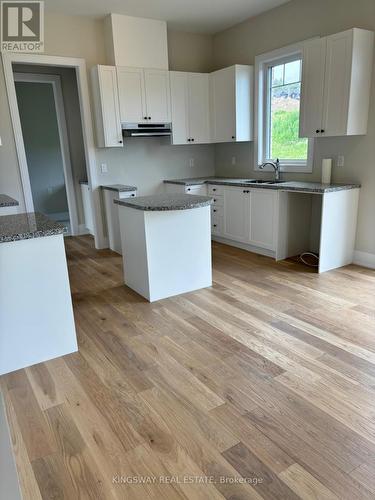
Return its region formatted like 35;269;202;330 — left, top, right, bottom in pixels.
100;163;108;173
336;155;345;167
189;158;195;168
231;156;236;166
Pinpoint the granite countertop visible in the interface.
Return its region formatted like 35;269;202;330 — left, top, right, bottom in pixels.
163;177;360;193
114;193;213;211
0;212;66;243
0;194;19;207
101;184;137;192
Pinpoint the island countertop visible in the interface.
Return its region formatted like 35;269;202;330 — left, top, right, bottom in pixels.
114;193;213;211
163;177;360;193
0;212;66;243
101;184;137;193
0;194;19;207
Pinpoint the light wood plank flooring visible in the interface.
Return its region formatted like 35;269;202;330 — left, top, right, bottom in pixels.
2;235;375;499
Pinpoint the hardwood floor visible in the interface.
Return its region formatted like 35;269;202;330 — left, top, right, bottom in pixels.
2;235;375;499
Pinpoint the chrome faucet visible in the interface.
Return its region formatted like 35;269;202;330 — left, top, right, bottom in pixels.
259;158;281;181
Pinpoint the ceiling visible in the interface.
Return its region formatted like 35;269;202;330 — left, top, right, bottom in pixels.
44;0;291;34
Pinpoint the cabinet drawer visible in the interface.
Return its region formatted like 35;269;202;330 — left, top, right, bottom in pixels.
211;205;223;218
118;191;137;199
208;184;224;195
211;215;223;235
185;185;208;195
211;194;224;207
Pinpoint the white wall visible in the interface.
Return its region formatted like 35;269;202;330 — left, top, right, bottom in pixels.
212;0;375;257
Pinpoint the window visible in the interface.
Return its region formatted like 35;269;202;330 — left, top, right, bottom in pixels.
255;44;313;172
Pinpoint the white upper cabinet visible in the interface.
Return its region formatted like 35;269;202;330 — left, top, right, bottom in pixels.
117;67;171;124
170;71;210;145
91;65;123;148
117;67;146;123
300;28;374;138
210;65;253;143
144;69;171;122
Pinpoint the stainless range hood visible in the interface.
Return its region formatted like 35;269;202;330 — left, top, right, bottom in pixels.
122;123;172;138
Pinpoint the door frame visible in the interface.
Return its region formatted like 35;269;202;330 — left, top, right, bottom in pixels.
14;72;79;235
2;53;105;248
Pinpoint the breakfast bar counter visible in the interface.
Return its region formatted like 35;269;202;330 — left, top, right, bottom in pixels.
115;194;213;302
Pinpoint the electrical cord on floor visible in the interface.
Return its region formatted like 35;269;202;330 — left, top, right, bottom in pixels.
299;252;319;267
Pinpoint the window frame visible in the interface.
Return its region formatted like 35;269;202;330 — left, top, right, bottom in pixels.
254;42;314;173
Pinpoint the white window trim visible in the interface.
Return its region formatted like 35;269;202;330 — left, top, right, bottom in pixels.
254;42;314;173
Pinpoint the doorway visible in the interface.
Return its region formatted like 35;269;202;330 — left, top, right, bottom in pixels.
14;73;78;235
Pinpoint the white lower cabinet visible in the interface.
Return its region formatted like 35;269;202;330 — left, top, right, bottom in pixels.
223;186;250;242
249;189;277;250
221;186;277;251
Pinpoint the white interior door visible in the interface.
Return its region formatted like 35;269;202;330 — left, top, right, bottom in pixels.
170;71;189;144
299;37;326;138
188;73;210;144
144;69;171;122
117;67;146;123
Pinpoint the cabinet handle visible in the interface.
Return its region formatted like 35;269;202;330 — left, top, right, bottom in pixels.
214;198;217;202
232;136;235;139
148;116;151;120
321;129;325;133
191;138;195;142
213;224;217;227
212;188;216;191
131;194;135;197
213;209;217;212
187;188;191;191
118;140;123;143
144;116;147;120
316;129;320;133
187;138;191;142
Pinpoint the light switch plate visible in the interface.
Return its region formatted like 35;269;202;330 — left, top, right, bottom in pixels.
100;163;108;173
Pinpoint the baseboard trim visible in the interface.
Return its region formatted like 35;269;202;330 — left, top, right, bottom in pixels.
212;236;275;258
353;251;375;269
78;224;91;236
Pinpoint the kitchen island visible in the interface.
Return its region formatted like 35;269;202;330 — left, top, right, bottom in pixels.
115;193;213;302
0;212;77;375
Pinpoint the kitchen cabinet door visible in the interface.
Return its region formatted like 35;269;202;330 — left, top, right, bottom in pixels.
249;189;277;250
91;65;123;148
322;30;353;137
300;28;374;138
299;37;326;138
117;67;146;123
210;66;236;143
170;72;189;145
188;73;210;144
223;186;250;242
144;69;171;122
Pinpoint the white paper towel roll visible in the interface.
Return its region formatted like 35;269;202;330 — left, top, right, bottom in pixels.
322;158;332;184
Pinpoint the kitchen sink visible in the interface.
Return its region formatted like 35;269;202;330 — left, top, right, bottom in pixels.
244;180;287;185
